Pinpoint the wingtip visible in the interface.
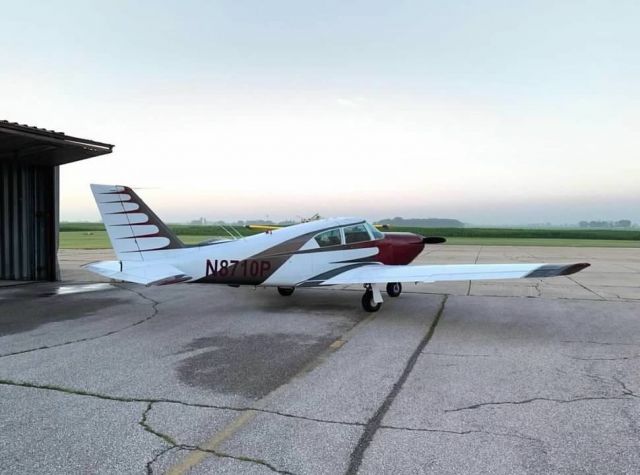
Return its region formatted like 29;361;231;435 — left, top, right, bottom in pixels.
560;262;591;276
525;262;590;278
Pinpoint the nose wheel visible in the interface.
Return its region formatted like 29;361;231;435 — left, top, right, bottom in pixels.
386;282;402;297
362;284;383;312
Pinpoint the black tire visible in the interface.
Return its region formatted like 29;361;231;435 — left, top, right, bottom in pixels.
386;282;402;297
277;286;295;296
361;290;382;312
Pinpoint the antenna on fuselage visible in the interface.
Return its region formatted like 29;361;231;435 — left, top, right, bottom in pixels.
219;223;243;240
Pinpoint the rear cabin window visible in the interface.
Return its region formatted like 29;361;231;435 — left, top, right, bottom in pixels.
343;224;371;244
314;229;342;247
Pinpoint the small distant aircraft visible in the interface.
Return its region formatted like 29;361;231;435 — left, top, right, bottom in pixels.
86;185;590;312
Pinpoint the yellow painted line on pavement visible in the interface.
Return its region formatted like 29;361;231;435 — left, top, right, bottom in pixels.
329;339;346;350
166;410;257;475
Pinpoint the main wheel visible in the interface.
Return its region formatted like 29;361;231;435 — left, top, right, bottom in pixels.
361;290;382;312
386;282;402;297
277;286;295;296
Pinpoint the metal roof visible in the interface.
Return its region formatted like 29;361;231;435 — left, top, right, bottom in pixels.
0;120;114;166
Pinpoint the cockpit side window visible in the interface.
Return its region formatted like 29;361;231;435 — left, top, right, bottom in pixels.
366;223;384;240
343;224;371;244
314;228;342;247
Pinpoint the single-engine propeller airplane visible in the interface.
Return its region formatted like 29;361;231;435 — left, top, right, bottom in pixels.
85;184;590;312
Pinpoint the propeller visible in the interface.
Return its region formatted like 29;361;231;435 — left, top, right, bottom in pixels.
422;236;447;244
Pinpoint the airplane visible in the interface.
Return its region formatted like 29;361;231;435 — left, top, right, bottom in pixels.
85;184;590;312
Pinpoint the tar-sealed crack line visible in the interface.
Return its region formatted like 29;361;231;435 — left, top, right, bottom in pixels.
566;276;605;300
146;446;179;475
561;339;640;347
345;295;449;475
172;446;294;475
613;376;640;398
0;379;365;427
379;425;546;444
445;395;632;413
139;402;294;475
380;425;480;435
0;285;161;358
563;354;640;361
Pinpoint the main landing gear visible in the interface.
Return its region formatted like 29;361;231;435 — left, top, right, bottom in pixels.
361;284;383;312
277;286;295;296
386;282;402;297
361;282;403;312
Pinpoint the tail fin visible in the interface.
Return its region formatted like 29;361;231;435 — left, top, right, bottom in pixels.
90;184;184;261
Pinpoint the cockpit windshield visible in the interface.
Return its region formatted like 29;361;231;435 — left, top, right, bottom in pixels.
365;222;384;240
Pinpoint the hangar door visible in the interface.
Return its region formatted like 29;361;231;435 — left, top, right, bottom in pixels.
0;162;58;280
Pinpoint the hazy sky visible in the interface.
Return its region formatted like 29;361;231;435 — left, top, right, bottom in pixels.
2;0;639;224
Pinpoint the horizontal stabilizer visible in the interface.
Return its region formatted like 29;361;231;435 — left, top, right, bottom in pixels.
83;261;191;286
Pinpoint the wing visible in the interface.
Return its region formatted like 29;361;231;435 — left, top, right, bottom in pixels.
246;224;283;231
314;262;590;286
83;260;191;285
373;223;390;230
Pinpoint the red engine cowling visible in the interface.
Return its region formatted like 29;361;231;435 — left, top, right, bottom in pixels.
376;232;425;265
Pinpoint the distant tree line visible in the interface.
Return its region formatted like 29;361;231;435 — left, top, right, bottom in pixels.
378;217;464;228
579;220;632;228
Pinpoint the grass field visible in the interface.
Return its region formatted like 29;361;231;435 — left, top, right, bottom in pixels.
59;231;215;249
60;222;640;241
444;237;640;247
58;230;640;249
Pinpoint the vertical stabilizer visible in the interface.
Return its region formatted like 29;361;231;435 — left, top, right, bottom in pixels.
90;184;184;261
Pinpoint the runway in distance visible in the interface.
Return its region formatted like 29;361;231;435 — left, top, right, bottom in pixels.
86;184;590;312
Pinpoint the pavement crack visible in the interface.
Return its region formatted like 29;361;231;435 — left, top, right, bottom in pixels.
146;445;178;475
560;339;640;347
0;285;162;359
563;354;640;361
140;402;178;446
0;379;298;475
444;395;631;413
0;379;364;428
380;425;546;445
139;402;294;475
466;247;483;295
533;280;543;297
423;352;491;358
176;446;295;474
566;276;605;300
613;376;639;398
253;408;364;427
380;425;481;435
345;295;449;475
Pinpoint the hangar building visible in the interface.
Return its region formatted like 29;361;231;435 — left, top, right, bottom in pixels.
0;120;113;281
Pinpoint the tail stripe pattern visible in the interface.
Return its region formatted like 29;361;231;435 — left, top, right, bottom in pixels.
91;184;183;261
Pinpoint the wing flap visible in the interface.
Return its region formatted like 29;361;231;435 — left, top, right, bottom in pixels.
83;261;191;286
319;263;589;286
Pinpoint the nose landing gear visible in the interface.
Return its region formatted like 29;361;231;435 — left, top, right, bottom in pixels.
362;284;383;312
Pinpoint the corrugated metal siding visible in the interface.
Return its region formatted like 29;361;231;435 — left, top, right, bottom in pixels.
0;161;58;280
